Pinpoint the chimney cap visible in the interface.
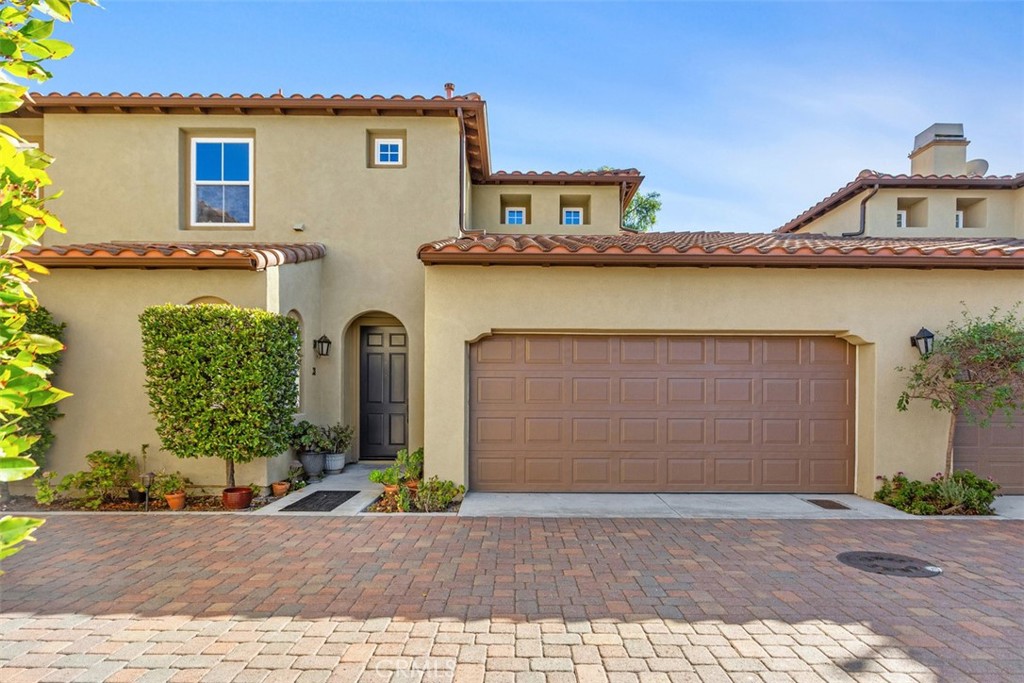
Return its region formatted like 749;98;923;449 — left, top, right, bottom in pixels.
444;82;455;98
913;123;965;152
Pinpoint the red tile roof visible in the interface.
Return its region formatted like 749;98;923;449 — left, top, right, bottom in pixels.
419;231;1024;269
776;171;1024;233
19;242;326;271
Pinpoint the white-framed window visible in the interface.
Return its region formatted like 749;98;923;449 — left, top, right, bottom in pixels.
505;207;526;225
375;138;403;166
954;210;964;229
563;208;583;226
191;137;253;226
895;210;908;229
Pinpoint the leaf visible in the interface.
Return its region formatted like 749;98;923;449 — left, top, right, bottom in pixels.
0;456;39;482
36;39;73;59
38;0;74;23
20;19;55;40
0;515;45;566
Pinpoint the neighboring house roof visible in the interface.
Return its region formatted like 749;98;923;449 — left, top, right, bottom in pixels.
418;231;1024;269
7;91;643;206
776;171;1024;234
19;242;326;271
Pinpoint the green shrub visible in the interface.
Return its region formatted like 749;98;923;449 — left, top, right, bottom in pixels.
368;464;401;486
396;447;424;482
414;476;465;512
291;420;331;454
20;307;66;468
875;470;999;515
322;422;354;453
151;471;191;497
34;449;138;509
139;305;300;487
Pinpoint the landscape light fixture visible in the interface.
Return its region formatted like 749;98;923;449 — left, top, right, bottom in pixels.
313;335;332;358
141;471;155;512
910;328;935;356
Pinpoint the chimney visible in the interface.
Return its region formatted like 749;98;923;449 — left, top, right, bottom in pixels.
444;82;455;99
909;123;968;176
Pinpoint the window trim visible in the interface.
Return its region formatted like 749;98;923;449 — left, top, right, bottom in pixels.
562;207;584;226
505;207;527;225
374;137;404;166
190;136;254;228
895;209;908;229
954;210;964;229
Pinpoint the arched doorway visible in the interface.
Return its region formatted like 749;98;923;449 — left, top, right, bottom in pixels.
345;312;408;461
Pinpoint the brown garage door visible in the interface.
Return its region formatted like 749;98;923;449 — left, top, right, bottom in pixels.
469;335;855;492
954;410;1024;494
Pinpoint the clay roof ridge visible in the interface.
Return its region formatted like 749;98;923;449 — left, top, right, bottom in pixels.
32;90;483;102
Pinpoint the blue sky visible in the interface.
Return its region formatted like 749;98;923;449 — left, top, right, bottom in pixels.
47;1;1024;232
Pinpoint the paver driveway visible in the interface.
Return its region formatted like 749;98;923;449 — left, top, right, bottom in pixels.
1;515;1022;683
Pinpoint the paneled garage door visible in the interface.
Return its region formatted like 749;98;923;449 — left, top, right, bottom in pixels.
954;410;1024;494
469;335;855;492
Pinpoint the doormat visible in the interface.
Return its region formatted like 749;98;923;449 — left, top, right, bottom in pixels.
805;498;850;510
281;490;359;512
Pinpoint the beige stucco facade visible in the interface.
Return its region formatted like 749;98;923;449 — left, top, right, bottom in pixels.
470;184;622;233
422;264;1024;496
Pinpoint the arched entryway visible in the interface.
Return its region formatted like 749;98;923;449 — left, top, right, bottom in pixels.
344;311;409;461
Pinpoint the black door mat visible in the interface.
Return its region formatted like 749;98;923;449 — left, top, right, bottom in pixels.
281;490;359;512
805;498;850;510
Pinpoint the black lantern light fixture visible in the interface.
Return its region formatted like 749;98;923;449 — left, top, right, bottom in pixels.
313;335;332;358
141;471;155;512
910;328;935;356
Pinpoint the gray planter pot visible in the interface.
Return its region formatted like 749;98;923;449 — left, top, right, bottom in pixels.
324;452;346;475
299;451;324;480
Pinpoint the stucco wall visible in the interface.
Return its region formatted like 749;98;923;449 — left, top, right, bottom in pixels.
469;184;622;233
795;187;1022;238
422;265;1024;497
25;268;272;491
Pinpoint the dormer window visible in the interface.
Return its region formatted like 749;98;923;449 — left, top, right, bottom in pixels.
505;207;526;225
563;208;583;226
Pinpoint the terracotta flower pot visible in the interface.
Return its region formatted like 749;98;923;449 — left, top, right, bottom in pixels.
271;481;290;497
222;486;253;510
164;491;186;511
404;480;419;495
383;484;399;496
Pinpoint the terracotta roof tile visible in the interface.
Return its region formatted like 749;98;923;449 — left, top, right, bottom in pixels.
419;231;1024;269
777;171;1024;233
483;169;644;210
19;242;326;271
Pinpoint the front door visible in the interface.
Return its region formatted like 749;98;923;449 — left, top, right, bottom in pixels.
360;326;408;459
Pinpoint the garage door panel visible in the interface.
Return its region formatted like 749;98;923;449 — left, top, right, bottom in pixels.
470;335;855;492
954;410;1024;494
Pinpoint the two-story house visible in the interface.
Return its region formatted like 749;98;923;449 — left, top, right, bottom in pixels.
6;94;1022;498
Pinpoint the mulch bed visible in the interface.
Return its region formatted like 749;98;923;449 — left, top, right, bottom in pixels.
365;495;460;514
0;494;273;513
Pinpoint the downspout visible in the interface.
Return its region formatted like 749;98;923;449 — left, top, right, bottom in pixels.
457;105;467;234
841;184;879;237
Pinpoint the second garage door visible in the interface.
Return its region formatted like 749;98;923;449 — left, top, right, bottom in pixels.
954;409;1024;494
469;335;855;492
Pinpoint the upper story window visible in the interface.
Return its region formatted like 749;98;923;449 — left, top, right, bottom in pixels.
191;138;253;226
375;138;403;165
896;210;908;229
505;207;526;225
563;208;583;226
954;211;964;229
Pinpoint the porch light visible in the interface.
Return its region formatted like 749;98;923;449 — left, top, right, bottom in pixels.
141;472;155;512
313;335;332;358
910;328;935;356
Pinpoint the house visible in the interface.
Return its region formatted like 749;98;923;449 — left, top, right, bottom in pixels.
5;93;1022;497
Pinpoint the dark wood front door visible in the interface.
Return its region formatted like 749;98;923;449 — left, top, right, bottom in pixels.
360;326;408;459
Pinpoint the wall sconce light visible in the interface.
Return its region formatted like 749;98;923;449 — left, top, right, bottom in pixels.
313;335;332;358
910;328;934;356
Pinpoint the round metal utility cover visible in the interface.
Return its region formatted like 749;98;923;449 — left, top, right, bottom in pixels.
837;551;942;578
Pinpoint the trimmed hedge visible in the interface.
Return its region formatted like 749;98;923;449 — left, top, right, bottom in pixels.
139;304;300;486
22;306;67;466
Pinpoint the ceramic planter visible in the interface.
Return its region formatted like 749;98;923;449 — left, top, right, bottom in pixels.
324;452;345;475
300;452;325;479
164;492;186;511
222;486;253;510
271;481;290;497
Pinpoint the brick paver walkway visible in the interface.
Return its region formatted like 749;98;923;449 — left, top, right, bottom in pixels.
1;515;1022;682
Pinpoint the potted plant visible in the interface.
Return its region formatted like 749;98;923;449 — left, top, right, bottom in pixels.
222;484;253;510
396;447;424;494
291;420;330;479
152;471;191;511
368;463;402;496
271;480;290;497
322;422;354;475
128;482;147;504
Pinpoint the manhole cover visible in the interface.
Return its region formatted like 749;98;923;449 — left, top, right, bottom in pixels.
806;498;850;510
281;490;358;512
837;551;942;578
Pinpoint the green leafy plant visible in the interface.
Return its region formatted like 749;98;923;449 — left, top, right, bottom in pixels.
396;447;424;483
18;307;66;469
0;0;98;571
874;470;999;515
368;464;401;486
33;449;138;510
322;422;353;453
247;482;262;497
32;470;60;505
413;476;465;513
897;305;1024;473
291;420;331;454
395;485;412;513
287;462;307;490
151;471;191;498
139;304;300;487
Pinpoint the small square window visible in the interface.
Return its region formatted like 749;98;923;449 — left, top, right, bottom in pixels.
505;207;526;225
563;208;583;226
375;138;403;165
191;137;253;226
